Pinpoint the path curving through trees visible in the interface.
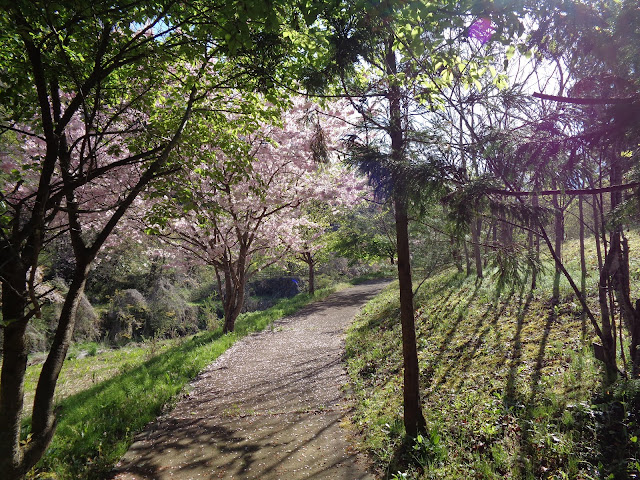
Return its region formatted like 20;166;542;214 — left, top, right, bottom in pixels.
111;280;389;480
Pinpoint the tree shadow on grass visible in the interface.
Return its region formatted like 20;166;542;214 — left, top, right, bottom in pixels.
505;298;640;479
27;329;230;479
507;303;559;477
418;279;483;388
504;287;535;402
421;279;517;395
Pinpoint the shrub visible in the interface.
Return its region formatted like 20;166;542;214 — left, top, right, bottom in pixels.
146;279;198;338
26;278;101;352
102;289;149;344
197;297;223;331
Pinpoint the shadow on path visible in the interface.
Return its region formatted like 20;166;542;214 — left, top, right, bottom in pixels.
110;281;389;480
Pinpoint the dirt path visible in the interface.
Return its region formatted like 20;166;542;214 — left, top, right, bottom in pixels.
111;280;388;480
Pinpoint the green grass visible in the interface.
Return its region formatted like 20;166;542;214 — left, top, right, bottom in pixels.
24;284;342;480
23;341;175;421
345;234;640;479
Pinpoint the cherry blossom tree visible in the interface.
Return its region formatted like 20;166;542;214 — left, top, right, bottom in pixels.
293;203;334;296
1;48;204;480
149;100;365;332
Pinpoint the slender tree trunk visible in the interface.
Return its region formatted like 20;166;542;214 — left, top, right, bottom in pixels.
457;89;479;279
607;159;640;376
452;240;463;273
309;263;315;295
531;192;540;289
298;251;316;295
471;217;483;278
306;253;316;296
551;188;563;304
464;240;471;276
393;192;426;437
222;288;239;334
386;41;426;438
598;239;622;381
579;196;587;336
535;220;618;377
619;235;640;376
592;194;603;271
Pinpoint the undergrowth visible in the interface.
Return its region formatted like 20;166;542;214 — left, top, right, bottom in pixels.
345;235;640;479
24;284;342;479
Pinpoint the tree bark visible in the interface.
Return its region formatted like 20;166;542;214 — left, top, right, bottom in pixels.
451;239;463;273
393;192;426;437
464;239;471;276
30;262;90;461
551;188;563;304
303;252;316;296
221;269;242;334
531;192;540;289
579;195;587;336
592;194;603;271
471;217;483;278
0;265;30;478
220;253;248;334
598;238;622;381
607;157;640;376
386;41;426;438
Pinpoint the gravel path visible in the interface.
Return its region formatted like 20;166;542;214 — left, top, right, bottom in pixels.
111;280;388;480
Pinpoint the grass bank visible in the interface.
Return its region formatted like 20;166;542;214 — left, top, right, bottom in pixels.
25;284;343;479
345;237;640;479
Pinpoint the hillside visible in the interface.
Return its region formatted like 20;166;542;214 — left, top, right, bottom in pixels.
345;235;640;479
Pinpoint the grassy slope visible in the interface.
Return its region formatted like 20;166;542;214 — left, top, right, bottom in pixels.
24;284;345;480
346;235;640;479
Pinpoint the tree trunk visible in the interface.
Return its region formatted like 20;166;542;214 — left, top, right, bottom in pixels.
0;262;84;478
220;258;248;334
0;267;30;479
579;196;587;335
386;40;426;438
394;192;427;437
551;189;563;304
222;274;244;334
451;239;463;273
531;192;540;290
592;194;603;271
598;237;623;381
29;262;90;464
471;217;483;278
306;253;315;296
610;232;640;375
607;157;640;376
463;239;471;276
297;251;316;295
